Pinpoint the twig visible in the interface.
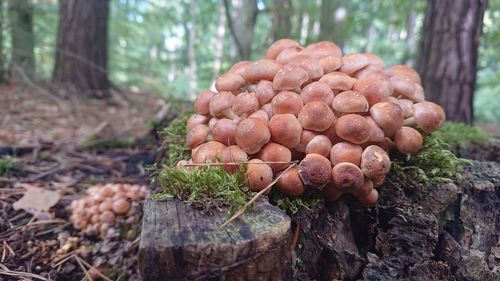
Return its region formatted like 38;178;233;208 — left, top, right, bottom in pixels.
73;255;93;281
220;163;297;228
76;256;113;281
291;222;301;250
0;263;48;280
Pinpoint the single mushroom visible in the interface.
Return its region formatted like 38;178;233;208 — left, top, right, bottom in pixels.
215;73;246;93
235;118;271;154
331;162;364;193
273;64;309;91
329;142;363;166
370;101;404;137
241;59;282;82
389;75;417;101
413;83;425;102
298;101;336;132
335;114;371;144
228;61;252;75
331;90;369;114
257;142;292;172
245;159;274;192
255;80;276;106
186;124;210;149
220;145;248;173
266;39;301;59
209;91;237;119
233;92;259;117
403;101;445;133
191;141;227;164
294;130;318;152
319;56;342;74
194;89;216;115
305;135;332;157
276;46;304;64
112;199;130;215
275;165;305;197
302;41;342;59
360;145;391;180
352;64;385;80
299;153;332;189
187;114;209;130
352;76;393;106
394;98;414;118
268;114;303;148
384;64;421;84
271;91;304;116
394;126;423;154
211;118;237;146
364;116;385;142
300;81;334;105
339;53;370;75
287;54;324;80
319;72;356;92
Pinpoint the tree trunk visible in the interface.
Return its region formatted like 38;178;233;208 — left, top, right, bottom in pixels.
416;0;487;124
8;0;34;80
223;0;258;60
187;0;197;100
271;0;292;41
211;1;226;86
319;0;348;47
0;0;5;83
402;6;417;65
52;0;111;97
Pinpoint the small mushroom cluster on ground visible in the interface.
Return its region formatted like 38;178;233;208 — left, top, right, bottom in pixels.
70;183;148;236
179;39;445;205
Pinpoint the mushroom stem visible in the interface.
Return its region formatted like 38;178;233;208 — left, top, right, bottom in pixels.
403;116;416;127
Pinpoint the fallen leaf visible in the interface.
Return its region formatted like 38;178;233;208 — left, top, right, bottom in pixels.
13;186;61;216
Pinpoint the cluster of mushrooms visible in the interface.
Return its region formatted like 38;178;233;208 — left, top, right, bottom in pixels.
70;183;148;236
178;39;445;205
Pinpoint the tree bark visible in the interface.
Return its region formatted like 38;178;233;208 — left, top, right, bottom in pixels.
187;0;197;100
52;0;111;97
416;0;488;124
211;1;226;86
271;0;292;41
8;0;35;80
223;0;258;60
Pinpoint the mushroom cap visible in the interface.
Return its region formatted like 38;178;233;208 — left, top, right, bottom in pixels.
186;124;209;149
298;102;335;132
363;53;385;67
276;46;304;64
319;72;356;91
261;103;274;118
305;135;332;157
257;142;292;172
112;199;130;215
245;159;273;192
194;90;216;115
235;118;271;154
394;126;423;154
389;75;416;100
352;64;385;80
266;39;301;59
268;114;303;148
331;90;369;113
302;41;342;59
248;110;269;124
275;165;305;197
273;64;309;91
191;141;227;164
211;118;237;146
215;73;245;92
271;91;304;116
364;116;385;142
208;117;219;131
330;142;363;166
353;76;393;106
370;102;404;137
233;92;259;117
287;54;324;80
339;53;370;75
395;98;414;118
412;101;445;132
319;56;342;74
295;130;318;152
299;153;332;189
357;188;378;205
300;81;334;105
322;183;343;202
228;61;252;75
360;145;391;180
209;92;236;118
220;145;248;173
242;59;281;82
255;80;276;106
353;179;374;198
335;114;371;144
187;114;209;130
385;64;421;84
413;83;425;102
331;162;364;193
99;210;116;224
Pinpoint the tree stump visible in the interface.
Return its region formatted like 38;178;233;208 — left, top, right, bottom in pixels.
139;199;292;281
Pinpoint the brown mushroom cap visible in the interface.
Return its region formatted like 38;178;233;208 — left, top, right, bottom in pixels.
319;72;356;91
370;102;404;137
395;98;414;118
298;102;336;132
208;117;219;131
194;89;216;115
330;142;363;166
360;145;391;180
241;59;281;82
364;116;385;142
408;101;445;133
187;114;209;130
295;130;318;152
353;179;374;198
215;73;245;92
268;114;303;148
385;64;421;84
261;103;274;119
220;145;248;173
266;39;301;59
339;53;370;75
413;83;425;102
273;64;309;91
233;92;259;117
300;81;334;105
275;165;305;197
191;141;227;164
305;135;332;157
257;142;292;172
363;53;385;67
209;91;237;119
319;56;342;74
299;153;332;189
255;80;276;106
248;110;270;124
394;126;423;154
322;183;343;202
352;64;385;80
235;118;271;154
112;199;130;215
228;61;252;75
186;124;209;149
331;162;364;193
335;114;371;144
389;75;416;100
276;46;304;64
245;159;273;192
353;76;393;106
211;118;237;146
331;90;369;113
302;41;342;59
271;91;304;116
287;54;324;80
357;188;379;205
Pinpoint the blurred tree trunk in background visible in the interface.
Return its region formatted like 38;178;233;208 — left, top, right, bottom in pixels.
187;0;197;100
319;0;347;47
224;0;258;60
0;0;4;83
416;0;487;124
53;0;110;97
211;1;226;85
402;4;417;64
8;0;34;80
271;0;292;41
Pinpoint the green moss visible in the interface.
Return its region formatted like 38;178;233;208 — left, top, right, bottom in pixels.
433;122;490;149
162;110;193;166
0;156;18;176
275;196;320;215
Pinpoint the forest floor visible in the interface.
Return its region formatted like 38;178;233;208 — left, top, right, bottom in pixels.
0;84;170;280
